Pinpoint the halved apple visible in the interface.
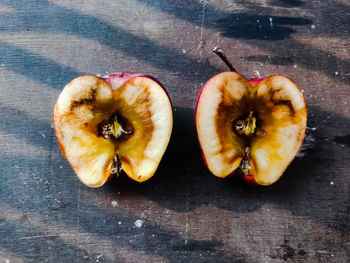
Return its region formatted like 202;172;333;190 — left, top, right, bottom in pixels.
196;70;307;185
54;73;173;187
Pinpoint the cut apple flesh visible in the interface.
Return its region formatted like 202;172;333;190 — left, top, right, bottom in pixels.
196;71;307;185
54;75;173;187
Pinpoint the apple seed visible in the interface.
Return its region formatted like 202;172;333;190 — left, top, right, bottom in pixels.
111;154;122;176
240;147;251;176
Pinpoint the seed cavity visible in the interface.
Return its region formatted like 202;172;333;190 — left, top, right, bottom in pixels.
235;111;257;136
98;113;132;140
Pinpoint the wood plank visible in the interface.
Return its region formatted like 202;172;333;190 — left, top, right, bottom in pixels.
0;0;349;262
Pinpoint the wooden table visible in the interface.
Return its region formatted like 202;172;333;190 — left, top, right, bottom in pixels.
1;1;349;262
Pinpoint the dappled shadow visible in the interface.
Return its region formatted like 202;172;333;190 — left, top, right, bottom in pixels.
270;0;306;7
0;43;80;90
0;221;103;263
103;106;350;234
214;15;311;41
0;178;257;263
137;0;350;84
0;104;54;151
1;98;348;260
137;0;311;41
74;201;257;263
334;135;350;148
1;100;348;233
245;55;295;66
0;0;218;84
1;0;349;86
244;37;350;84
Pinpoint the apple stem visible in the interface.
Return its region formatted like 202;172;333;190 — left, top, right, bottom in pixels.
213;47;236;72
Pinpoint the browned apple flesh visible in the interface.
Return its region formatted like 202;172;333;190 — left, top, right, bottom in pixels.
196;71;307;185
54;75;173;187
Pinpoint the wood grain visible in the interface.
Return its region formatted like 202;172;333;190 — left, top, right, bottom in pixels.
0;0;349;262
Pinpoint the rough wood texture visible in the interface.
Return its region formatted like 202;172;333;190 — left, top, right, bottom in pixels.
0;0;349;262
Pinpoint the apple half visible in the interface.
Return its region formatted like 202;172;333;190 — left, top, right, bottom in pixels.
54;73;173;187
196;71;307;185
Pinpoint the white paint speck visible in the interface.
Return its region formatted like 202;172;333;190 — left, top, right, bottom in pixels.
152;234;155;237
59;165;63;169
330;181;334;185
256;19;260;23
96;73;102;77
311;24;316;29
111;200;118;207
253;70;261;78
345;101;348;105
5;259;10;263
184;239;188;245
39;131;46;138
182;49;186;54
269;17;273;28
293;64;297;68
134;219;143;228
310;127;317;131
335;71;339;75
301;89;304;93
118;221;122;225
96;254;102;262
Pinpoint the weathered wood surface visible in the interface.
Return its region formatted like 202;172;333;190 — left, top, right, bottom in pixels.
0;0;349;262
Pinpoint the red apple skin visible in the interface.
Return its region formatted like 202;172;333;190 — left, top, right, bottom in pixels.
103;73;173;109
248;77;265;87
196;73;307;185
54;73;173;186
